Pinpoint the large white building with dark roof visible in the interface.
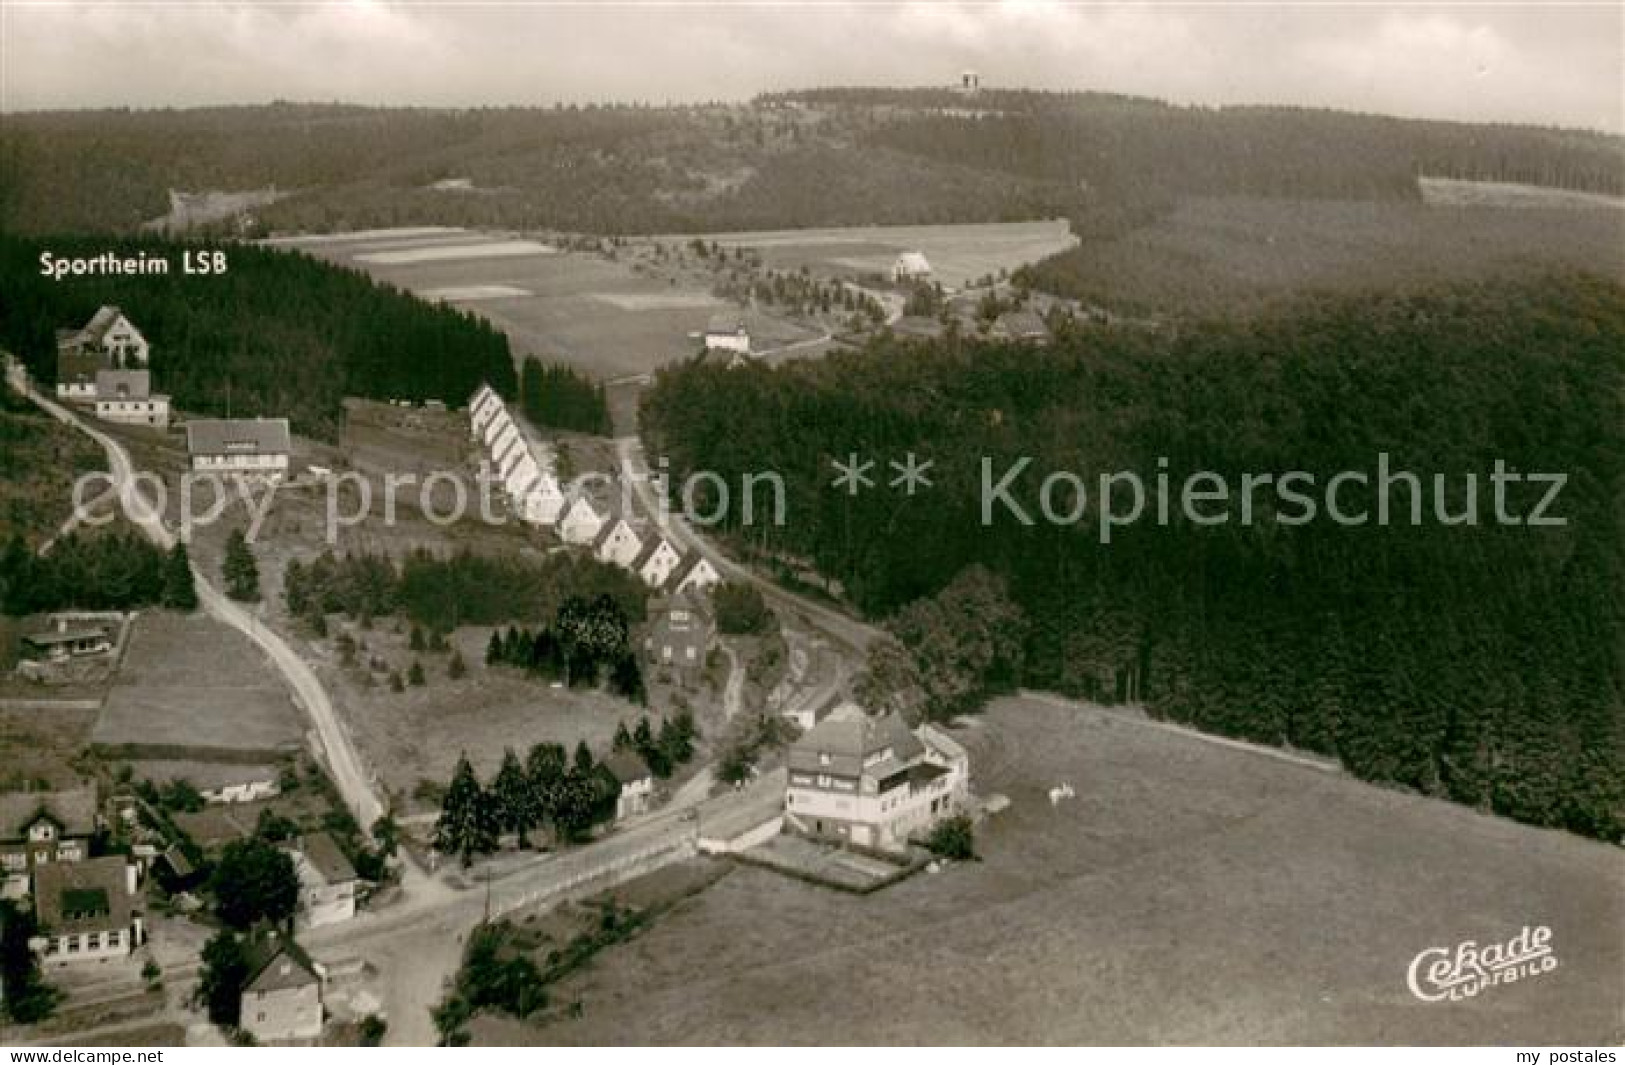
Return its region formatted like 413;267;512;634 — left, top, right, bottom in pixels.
185;417;291;480
783;702;968;854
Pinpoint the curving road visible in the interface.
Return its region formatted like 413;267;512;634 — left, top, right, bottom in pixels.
21;385;384;829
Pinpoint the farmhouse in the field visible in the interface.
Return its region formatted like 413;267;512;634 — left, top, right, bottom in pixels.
644;590;716;683
55;306;149;400
240;939;324;1043
633;535;684;588
30;856;143;966
0;786;97;895
670;554;723;596
783;702;969;854
286;832;357;930
602;750;656;821
185;417;292;480
892;251;933;283
702;312;751;355
93;369;171;428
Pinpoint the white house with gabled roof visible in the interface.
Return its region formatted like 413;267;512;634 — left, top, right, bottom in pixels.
670;554;722;596
557;496;606;545
633;536;684;588
594;513;646;570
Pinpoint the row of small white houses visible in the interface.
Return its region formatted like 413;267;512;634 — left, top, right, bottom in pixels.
468;384;722;595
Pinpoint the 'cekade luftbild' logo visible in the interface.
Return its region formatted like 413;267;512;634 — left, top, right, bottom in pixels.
1407;925;1558;1002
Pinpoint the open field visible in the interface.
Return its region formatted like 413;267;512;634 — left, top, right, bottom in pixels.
684;219;1078;289
0;703;97;790
1419;177;1625;210
313;623;653;813
474;695;1623;1045
282;230;731;381
92;611;303;759
1030;195;1625;316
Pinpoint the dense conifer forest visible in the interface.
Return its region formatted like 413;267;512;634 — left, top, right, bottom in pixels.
0;235;517;438
1;94;1617;237
642;273;1625;839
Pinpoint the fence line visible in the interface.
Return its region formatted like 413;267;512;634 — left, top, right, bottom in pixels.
490;832;699;918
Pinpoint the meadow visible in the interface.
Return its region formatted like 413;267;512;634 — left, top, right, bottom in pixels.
474;695;1624;1045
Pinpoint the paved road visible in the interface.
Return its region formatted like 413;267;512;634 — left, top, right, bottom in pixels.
20;386;385;829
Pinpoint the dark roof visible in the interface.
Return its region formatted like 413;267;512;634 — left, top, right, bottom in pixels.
631;534;678;571
95;369;152;400
22;627;107;647
993;309;1049;340
603;750;653;785
185;418;291;457
705;311;747;335
294;832;356;885
787;704;925;778
644;591;715;658
667;553;719;591
0;786;97;841
244;940;320;996
33;856;131;934
80;306;126;344
157;844;195;879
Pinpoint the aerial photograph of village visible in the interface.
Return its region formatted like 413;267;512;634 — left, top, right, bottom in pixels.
0;0;1620;1053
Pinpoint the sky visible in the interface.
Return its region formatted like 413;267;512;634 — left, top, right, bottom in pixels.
1;2;1620;132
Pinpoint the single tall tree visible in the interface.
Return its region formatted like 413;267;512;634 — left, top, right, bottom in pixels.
160;542;198;610
433;754;497;868
222;529;260;602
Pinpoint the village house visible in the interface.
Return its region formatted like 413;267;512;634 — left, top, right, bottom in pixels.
134;762;280;805
18;620;112;664
602;751;656;822
670;554;723;596
783;702;969;854
633;536;684;588
286;832;358;930
516;475;566;525
93;369;171;428
55;306;149;400
893;251;933;284
702;312;751;355
557;495;607;546
0;786;98;896
593;512;646;570
185;417;292;480
643;590;716;683
989;308;1051;345
240;938;324;1043
30;856;143;967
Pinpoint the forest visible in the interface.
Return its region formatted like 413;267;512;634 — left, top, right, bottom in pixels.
2;94;1618;238
0;235;517;439
641;272;1625;840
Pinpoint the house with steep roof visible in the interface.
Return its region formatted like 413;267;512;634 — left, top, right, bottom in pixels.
633;536;684;588
601;750;656;821
669;554;723;596
185;418;292;480
594;512;646;571
643;591;716;684
0;786;98;894
557;496;607;546
286;832;358;930
783;702;969;853
93;369;170;428
240;938;323;1042
55;306;148;399
30;855;142;967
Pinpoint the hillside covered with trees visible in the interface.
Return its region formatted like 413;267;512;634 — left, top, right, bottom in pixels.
0;235;517;438
1;93;1617;238
642;272;1625;840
